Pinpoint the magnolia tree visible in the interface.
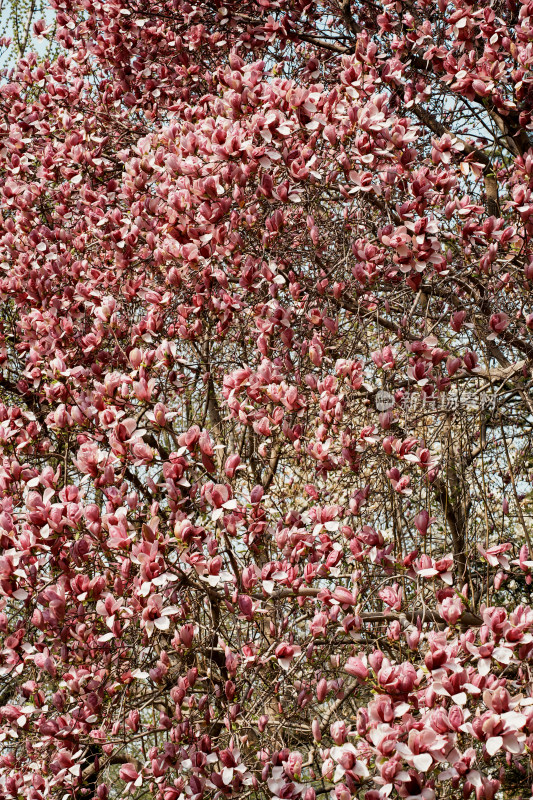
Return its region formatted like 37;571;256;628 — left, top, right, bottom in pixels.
2;1;533;799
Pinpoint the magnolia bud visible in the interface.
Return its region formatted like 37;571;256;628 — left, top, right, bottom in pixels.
344;656;368;681
330;720;347;745
316;678;328;703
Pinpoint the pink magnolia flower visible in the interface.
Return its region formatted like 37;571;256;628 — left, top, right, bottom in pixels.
119;763;142;789
225;453;241;478
371;345;395;369
283;751;302;779
310;612;328;637
316;678;328;703
321;758;335;780
330;720;347;744
344;656;369;681
438;595;464;626
489;312;509;334
73;442;103;477
413;509;435;536
477;542;512;570
387;468;412;495
450;310;467;331
250;485;264;504
334;784;351;800
377;661;417;695
379;583;403;611
275;642;301;670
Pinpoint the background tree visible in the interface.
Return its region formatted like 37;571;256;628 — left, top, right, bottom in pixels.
1;1;533;800
0;0;55;63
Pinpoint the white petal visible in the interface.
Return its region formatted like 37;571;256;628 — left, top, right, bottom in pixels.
478;658;491;676
412;753;432;772
502;734;523;754
161;605;180;616
131;669;149;680
486;736;502;756
451;692;467;706
493;647;512;664
222;768;233;785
